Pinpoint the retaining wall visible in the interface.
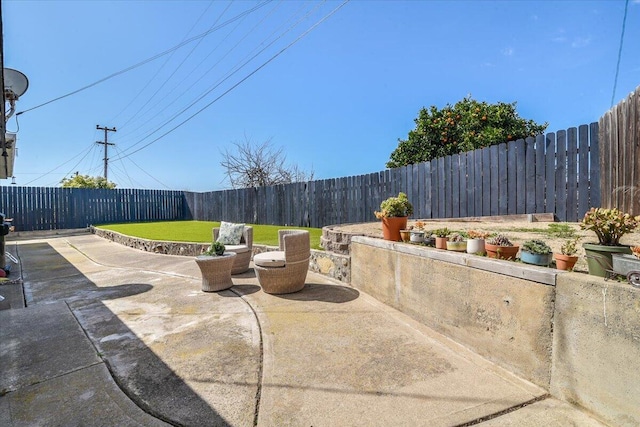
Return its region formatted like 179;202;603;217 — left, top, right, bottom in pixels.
552;274;640;426
350;236;640;425
91;227;350;284
350;236;556;388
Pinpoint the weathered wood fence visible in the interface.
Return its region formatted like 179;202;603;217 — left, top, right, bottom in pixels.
0;187;187;230
0;119;622;231
187;122;601;227
599;85;640;216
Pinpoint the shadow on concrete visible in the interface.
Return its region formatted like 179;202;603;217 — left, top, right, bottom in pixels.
19;242;233;427
231;269;257;279
275;282;360;303
224;284;261;296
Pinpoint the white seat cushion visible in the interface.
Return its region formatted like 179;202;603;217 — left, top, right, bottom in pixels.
253;251;286;268
223;244;250;253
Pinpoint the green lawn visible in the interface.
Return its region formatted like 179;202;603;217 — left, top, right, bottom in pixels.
96;221;323;250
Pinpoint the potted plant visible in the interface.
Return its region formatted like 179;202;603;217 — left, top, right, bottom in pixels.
203;241;226;256
580;207;639;277
554;238;579;271
466;230;489;255
485;234;519;260
410;220;426;243
432;228;451;250
446;232;467;251
195;241;237;292
520;239;552;266
374;192;414;241
399;229;411;243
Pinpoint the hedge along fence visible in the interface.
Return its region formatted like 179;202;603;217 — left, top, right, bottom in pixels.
0;123;602;231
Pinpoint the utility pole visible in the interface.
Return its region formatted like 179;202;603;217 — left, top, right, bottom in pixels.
96;125;116;180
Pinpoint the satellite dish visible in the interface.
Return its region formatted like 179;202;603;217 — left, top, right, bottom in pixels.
4;68;29;99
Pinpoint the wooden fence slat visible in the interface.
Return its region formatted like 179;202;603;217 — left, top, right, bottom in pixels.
482;147;491;216
497;143;507;215
507;140;517;215
525;137;536;214
545;133;557;217
535;135;546;213
424;161;432;219
567;128;578;222
555;130;568;221
459;152;468;218
451;155;460;218
515;139;526;214
473;149;482;216
444;155;452;218
466;152;475;217
490;145;499;216
437;157;445;218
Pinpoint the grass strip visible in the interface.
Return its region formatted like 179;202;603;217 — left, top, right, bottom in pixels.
96;221;323;250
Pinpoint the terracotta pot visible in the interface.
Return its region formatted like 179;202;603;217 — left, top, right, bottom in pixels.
399;229;411;243
554;253;579;271
381;216;407;241
485;243;519;260
435;236;449;249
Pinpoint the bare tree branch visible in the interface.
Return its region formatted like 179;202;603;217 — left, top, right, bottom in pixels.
220;136;314;188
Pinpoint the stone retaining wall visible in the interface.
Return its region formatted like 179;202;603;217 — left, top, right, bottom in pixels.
92;227;350;284
320;224;372;255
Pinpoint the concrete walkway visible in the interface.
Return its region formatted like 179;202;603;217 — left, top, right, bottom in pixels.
0;233;606;426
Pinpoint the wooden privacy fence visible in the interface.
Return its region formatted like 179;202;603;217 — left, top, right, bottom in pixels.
189;123;600;226
0;123;602;230
599;85;640;216
0;187;188;231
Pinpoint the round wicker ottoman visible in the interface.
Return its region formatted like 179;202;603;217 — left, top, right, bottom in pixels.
194;253;237;292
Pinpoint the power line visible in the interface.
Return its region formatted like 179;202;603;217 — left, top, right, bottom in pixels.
110;0;225;128
610;0;629;108
16;1;271;116
113;0;339;161
112;0;290;143
24;143;96;186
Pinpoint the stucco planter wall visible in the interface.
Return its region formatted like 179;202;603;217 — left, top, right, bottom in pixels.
350;236;557;388
552;274;640;426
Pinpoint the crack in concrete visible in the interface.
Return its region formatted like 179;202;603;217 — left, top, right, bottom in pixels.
453;394;550;426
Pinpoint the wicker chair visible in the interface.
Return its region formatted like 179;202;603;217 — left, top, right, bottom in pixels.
253;230;310;294
212;226;253;274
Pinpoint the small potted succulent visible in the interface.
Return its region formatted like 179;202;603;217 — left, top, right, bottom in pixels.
374;192;414;242
410;220;426;243
485;234;519;260
466;230;489;255
580;207;640;277
432;228;451;250
554;238;580;271
520;239;552;266
446;232;467;252
203;241;226;256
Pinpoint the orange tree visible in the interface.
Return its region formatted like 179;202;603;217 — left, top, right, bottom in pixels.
386;97;547;168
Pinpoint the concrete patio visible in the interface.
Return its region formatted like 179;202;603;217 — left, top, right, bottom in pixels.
0;232;606;426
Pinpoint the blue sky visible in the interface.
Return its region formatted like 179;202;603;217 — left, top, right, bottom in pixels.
3;0;639;192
